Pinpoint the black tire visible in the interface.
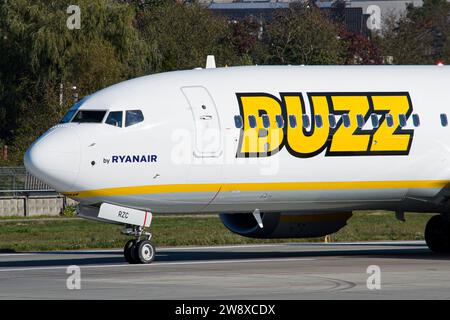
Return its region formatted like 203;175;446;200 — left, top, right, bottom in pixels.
425;215;450;253
124;239;137;264
133;240;156;264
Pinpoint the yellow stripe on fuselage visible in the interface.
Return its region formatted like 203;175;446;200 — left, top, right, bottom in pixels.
63;180;450;199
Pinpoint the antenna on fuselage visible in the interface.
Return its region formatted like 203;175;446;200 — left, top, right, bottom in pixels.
206;55;216;69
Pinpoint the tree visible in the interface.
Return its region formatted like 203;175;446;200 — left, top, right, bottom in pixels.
340;31;383;65
379;0;450;64
0;0;152;163
263;3;346;65
136;2;242;72
228;16;266;65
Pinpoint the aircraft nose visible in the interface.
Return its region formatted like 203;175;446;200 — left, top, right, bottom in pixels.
24;128;81;191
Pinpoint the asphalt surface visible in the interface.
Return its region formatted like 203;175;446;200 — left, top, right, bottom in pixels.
0;241;449;299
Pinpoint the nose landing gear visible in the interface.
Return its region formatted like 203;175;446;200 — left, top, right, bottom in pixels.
122;226;156;264
425;215;450;253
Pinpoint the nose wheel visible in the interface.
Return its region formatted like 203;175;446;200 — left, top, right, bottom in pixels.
122;226;156;264
134;240;156;264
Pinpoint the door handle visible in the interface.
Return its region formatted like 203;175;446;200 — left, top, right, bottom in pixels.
200;115;212;120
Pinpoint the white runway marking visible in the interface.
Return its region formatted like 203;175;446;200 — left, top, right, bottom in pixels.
0;257;315;273
0;253;40;257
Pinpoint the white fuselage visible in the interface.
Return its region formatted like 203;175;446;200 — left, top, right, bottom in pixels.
24;65;450;215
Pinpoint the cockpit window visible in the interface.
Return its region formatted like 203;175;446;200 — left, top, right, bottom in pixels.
60;99;85;123
72;110;106;123
105;111;123;127
125;110;144;127
60;109;77;124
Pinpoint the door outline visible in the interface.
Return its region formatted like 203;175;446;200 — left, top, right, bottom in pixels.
181;86;223;158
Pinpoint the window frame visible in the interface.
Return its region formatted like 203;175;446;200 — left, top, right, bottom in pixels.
289;115;297;128
371;114;379;128
302;114;310;129
248;115;257;128
441;113;448;127
315;114;323;128
125;110;145;127
342;114;351;128
105;110;124;128
328;114;336;129
412;114;420;127
60;98;87;124
356;114;365;129
60;109;78;124
398;114;407;128
275;115;284;128
71;109;108;124
385;114;394;128
234;115;243;129
261;114;270;129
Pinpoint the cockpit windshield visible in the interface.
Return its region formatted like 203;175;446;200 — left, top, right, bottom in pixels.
60;99;85;123
61;101;144;126
105;111;123;127
104;110;144;128
71;110;107;123
60;109;78;124
125;110;144;127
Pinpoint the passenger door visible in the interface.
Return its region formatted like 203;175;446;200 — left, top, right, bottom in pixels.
180;86;223;210
181;86;222;158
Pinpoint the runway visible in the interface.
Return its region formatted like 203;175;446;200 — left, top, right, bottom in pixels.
0;241;449;299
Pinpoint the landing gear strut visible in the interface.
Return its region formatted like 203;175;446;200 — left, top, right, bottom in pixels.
122;226;156;264
425;215;450;253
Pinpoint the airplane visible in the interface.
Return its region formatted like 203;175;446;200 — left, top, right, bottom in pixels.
24;58;450;264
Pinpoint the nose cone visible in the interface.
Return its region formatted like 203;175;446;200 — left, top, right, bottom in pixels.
24;128;81;191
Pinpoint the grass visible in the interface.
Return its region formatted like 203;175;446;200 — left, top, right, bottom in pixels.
0;215;79;220
0;211;432;252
